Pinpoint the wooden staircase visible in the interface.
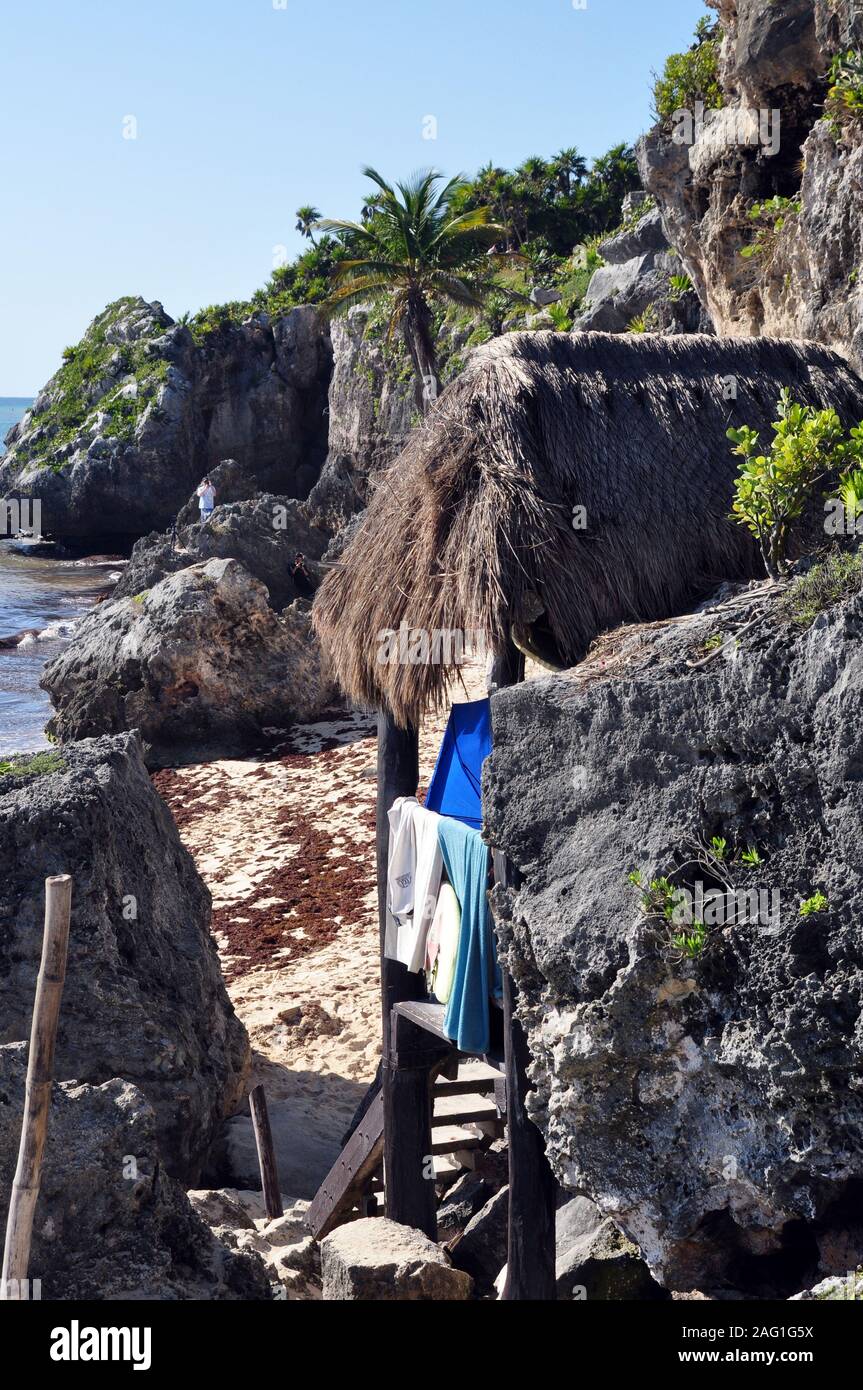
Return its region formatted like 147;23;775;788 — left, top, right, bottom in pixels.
307;1002;505;1240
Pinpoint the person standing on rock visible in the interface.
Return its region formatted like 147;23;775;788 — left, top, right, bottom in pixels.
291;553;316;599
196;477;216;524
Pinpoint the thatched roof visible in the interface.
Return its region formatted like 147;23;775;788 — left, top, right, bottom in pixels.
313;331;863;727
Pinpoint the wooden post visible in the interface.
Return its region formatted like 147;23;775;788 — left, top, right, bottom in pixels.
501;963;557;1300
249;1083;283;1220
376;709;421;1061
384;1010;447;1239
376;709;425;1232
489;638;558;1301
1;875;72;1301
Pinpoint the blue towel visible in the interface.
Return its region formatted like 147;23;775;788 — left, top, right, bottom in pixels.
438;816;502;1054
425;699;491;830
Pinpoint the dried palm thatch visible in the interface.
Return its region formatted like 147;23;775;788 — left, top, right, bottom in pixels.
313;331;863;727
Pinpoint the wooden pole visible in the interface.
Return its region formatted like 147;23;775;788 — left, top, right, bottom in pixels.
249;1083;283;1220
384;1011;447;1238
488;639;558;1300
501;962;557;1300
376;710;421;1063
1;874;72;1301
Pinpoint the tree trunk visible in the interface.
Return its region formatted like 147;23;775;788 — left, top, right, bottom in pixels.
405;297;439;416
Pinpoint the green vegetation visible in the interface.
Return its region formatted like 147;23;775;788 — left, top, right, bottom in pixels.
740;197;802;266
729;390;849;578
26;298;173;462
0;751;66;779
653;15;723;124
799;892;830;917
189;237;350;343
836;455;863;526
319;167;506;403
668;273;694;301
628;871;708;962
671;920;708;960
740;846;762;867
628;305;660;333
780;548;863;626
826;50;863;136
295;204;322;246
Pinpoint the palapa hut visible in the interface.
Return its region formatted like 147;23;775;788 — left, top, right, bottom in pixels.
309;331;863;1299
315;331;863;728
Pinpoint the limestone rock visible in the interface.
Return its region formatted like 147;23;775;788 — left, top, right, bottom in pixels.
304;309;417;537
41;557;339;766
448;1186;509;1291
188;1190;323;1300
556;1196;665;1300
0;298;331;542
638;1;863;368
0;733;248;1179
321;1218;473;1301
485;581;863;1296
575;206;707;335
0;1045;270;1301
437;1170;503;1242
114;492;329;610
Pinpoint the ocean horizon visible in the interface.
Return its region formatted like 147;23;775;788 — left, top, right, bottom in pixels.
0;395;33;454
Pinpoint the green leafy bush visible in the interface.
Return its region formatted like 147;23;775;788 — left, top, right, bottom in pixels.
740;197;802;266
729;390;848;578
826;50;863;135
799;892;829;917
653;18;723;124
668;272;694;300
628;305;660;333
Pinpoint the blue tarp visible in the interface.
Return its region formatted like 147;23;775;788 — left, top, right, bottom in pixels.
424;698;491;830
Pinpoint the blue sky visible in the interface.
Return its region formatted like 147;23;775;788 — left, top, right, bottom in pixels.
0;0;707;393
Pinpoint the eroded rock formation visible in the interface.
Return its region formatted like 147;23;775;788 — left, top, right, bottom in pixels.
486;579;863;1296
0;733;249;1180
639;1;863;368
0;1044;271;1301
42;559;338;766
0;298;332;541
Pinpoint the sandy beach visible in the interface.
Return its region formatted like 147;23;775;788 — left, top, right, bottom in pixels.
152;675;481;1197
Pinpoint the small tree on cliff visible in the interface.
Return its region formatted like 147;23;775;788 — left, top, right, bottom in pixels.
319;167;505;412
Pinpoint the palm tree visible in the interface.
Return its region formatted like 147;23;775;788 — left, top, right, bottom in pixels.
517;155;551;196
591;144;639;205
295;205;322;246
319;167;505;410
552;148;588;198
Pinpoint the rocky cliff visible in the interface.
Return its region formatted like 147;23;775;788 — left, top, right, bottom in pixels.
485;566;863;1296
0;733;249;1179
0;297;332;541
0;1043;271;1301
639;1;863;368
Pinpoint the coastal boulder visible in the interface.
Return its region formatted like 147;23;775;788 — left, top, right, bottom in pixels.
0;732;249;1179
0;1044;270;1301
0;297;332;541
114;492;329;611
321;1218;473;1301
42;557;339;766
485;578;863;1296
